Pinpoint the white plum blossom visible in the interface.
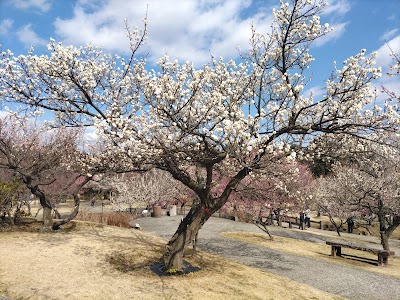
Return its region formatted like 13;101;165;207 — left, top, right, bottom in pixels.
0;0;398;270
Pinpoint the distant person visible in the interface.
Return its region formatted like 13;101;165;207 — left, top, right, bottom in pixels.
299;210;305;230
305;208;311;228
347;215;355;233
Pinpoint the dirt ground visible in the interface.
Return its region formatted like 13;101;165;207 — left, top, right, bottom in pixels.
0;221;345;300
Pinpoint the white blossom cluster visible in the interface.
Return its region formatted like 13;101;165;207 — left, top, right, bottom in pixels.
0;0;398;187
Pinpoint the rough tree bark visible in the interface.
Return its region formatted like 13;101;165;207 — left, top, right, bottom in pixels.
378;212;400;251
163;205;215;271
162;165;249;271
24;177;53;229
375;195;400;251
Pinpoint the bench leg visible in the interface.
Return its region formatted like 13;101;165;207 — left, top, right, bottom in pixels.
378;253;389;266
331;246;341;257
378;254;383;266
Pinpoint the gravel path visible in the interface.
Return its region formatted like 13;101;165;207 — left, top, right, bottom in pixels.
137;215;400;300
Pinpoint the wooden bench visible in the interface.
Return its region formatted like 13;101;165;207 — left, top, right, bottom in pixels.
326;241;395;266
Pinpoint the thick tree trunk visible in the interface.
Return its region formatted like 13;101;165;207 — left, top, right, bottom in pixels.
379;216;400;251
163;205;213;271
380;231;390;250
42;206;53;229
25;180;53;229
161;164;250;271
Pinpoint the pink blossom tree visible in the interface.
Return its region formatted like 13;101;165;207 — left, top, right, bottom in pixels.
0;116;87;228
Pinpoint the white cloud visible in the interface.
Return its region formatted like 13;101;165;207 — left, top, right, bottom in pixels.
51;0;354;64
0;111;10;118
0;19;13;35
83;126;99;144
312;0;351;47
322;0;351;16
16;24;48;47
374;36;400;100
10;0;51;12
304;85;325;100
375;35;400;69
54;0;273;66
380;29;399;42
313;22;348;47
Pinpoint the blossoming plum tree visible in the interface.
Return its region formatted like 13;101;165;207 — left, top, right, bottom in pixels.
104;168;192;212
1;0;398;270
311;135;400;249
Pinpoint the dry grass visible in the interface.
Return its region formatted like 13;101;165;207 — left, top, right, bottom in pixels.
222;232;400;278
0;221;345;300
75;209;133;228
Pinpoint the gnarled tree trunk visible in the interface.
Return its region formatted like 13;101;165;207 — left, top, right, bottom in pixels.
378;213;400;251
161;162;250;271
163;205;216;271
52;175;91;230
26;180;53;229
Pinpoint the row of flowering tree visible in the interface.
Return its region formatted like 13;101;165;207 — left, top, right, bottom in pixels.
311;134;400;250
1;0;398;270
0;116;132;229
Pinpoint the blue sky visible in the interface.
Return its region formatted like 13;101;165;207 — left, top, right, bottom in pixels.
0;0;399;97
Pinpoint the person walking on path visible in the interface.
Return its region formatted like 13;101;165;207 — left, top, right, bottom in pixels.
299;210;305;230
347;214;355;233
305;208;311;228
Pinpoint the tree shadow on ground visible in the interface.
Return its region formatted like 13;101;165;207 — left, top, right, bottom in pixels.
149;260;201;276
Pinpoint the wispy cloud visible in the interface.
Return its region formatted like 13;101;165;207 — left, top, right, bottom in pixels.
10;0;51;12
16;24;48;47
0;19;13;35
380;29;399;42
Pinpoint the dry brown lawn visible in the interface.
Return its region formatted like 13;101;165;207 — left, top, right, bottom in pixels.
222;231;400;278
0;221;345;300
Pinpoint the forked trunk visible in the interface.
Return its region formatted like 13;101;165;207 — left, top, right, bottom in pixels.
162;165;250;271
163;205;214;271
52;176;91;230
52;195;80;230
379;218;400;251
